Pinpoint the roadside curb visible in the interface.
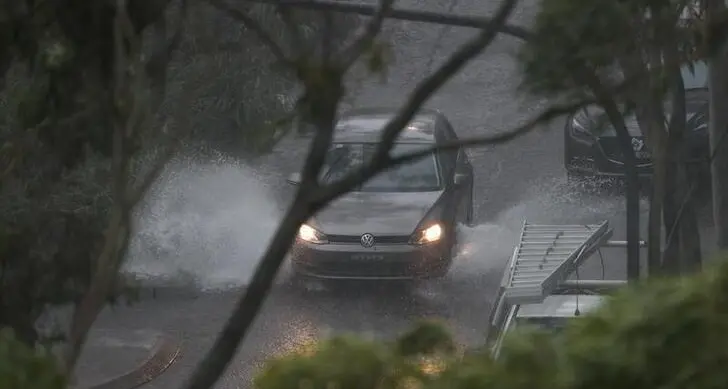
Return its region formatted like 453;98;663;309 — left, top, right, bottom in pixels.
78;334;182;389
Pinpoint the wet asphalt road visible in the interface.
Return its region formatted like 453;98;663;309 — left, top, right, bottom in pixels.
92;0;649;387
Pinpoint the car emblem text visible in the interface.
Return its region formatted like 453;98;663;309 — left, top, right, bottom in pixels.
360;233;375;248
631;137;645;152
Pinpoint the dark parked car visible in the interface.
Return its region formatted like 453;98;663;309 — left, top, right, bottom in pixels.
286;107;474;280
564;61;710;184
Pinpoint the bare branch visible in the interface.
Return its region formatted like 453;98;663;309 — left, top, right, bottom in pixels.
372;0;517;162
205;0;293;67
338;0;396;70
311;99;592;210
238;0;533;41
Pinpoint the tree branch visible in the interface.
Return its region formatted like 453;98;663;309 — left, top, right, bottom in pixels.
238;0;533;41
205;0;293;67
310;99;592;210
338;0;396;70
371;0;517;164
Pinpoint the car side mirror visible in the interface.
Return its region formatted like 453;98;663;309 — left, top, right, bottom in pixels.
286;172;302;185
453;172;467;186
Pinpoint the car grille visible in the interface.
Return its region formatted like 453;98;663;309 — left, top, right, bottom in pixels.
318;260;412;275
327;234;411;244
597;138;652;165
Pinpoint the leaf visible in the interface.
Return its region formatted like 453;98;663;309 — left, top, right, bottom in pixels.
395;320;456;357
0;328;67;389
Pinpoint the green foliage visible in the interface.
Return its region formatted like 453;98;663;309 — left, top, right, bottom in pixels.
395;319;456;357
519;0;637;96
256;321;461;389
518;0;702;97
0;68;112;344
556;260;728;389
0;0;363;352
0;328;67;389
366;40;393;83
255;259;728;389
161;2;363;155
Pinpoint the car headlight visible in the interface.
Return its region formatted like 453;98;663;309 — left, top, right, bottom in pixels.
410;223;443;245
570;112;592;135
298;224;327;244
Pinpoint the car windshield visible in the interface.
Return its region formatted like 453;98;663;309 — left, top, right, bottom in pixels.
320;143;442;192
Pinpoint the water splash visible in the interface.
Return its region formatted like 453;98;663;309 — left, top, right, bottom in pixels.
450;175;647;279
123;153;283;291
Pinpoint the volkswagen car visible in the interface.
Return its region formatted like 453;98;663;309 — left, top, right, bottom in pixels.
564;61;710;185
286;107;474;280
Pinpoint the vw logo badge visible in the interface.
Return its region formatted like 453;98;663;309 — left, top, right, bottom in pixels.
360;233;375;248
631;137;645;152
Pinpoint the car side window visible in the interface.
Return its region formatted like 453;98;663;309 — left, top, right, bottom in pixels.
438;149;455;179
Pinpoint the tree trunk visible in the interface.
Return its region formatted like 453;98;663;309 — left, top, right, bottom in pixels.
678;171;703;273
581;69;641;280
662;155;681;274
662;52;703;273
635;100;667;276
649;133;668;275
707;0;728;250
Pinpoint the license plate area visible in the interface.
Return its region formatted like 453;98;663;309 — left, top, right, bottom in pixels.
351;254;385;261
635;150;651;159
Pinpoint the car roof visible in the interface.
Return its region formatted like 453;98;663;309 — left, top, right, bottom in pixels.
516;294;606;318
333;107;444;144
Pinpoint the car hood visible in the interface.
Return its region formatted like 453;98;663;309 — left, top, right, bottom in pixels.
596;94;708;137
311;191;445;236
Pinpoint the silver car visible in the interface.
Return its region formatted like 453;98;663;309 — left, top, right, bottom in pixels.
286;107;475;280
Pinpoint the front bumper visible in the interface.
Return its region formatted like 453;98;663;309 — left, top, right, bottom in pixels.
565;132;653;179
290;239;451;280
